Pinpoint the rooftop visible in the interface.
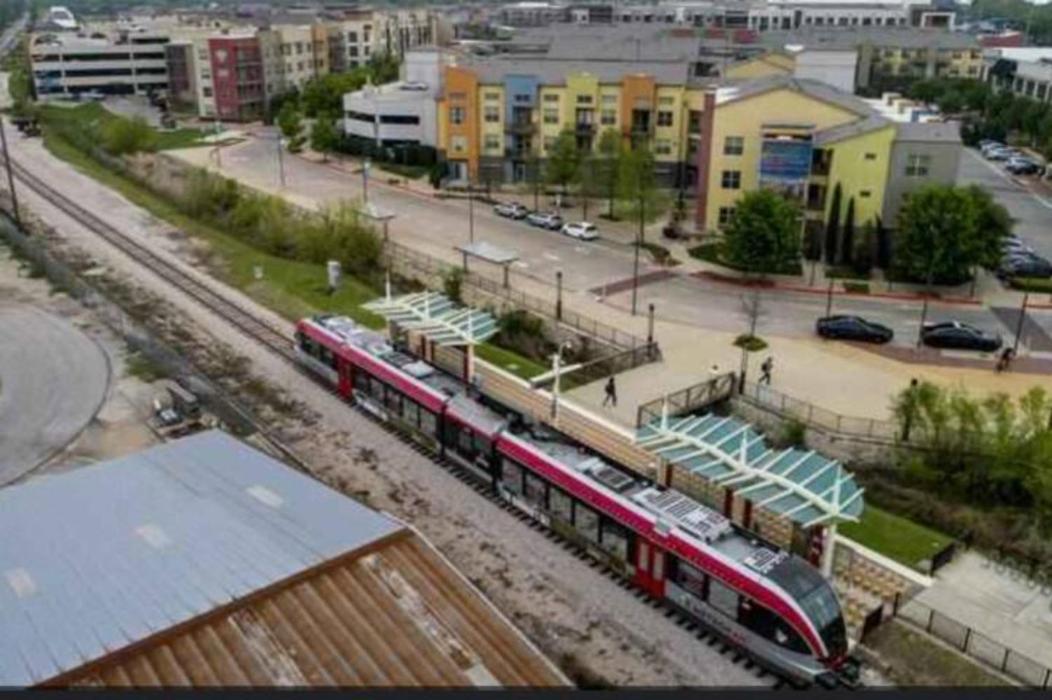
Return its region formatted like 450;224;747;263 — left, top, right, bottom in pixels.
716;74;877;116
0;431;567;688
761;26;979;50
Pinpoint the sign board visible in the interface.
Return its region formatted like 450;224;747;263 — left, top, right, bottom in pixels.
758;138;813;200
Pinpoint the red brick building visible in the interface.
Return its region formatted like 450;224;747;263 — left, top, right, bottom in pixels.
208;34;265;121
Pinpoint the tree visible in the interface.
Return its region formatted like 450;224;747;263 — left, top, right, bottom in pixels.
578;151;603;221
310;112;339;162
723;189;801;275
300;72;368;118
101;115;157;155
854;221;875;277
544;129;581;202
824;183;841;265
875;216;891;269
616;142;658;241
277;102;305;153
596;128;621;219
367;51;401;84
893;184;1010;285
840;196;855;266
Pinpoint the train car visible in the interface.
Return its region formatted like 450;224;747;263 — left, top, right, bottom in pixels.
293;314;856;687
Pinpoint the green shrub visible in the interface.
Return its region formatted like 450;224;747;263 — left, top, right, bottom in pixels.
733;334;768;351
779;419;807;448
101;115;157;155
443;267;464;303
843;281;870;294
1008;277;1052;293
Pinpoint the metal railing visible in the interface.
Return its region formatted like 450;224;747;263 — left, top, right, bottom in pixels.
636;372;737;427
896;597;1052;688
738;380;900;441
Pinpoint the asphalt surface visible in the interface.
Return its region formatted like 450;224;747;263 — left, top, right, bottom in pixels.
0;304;111;484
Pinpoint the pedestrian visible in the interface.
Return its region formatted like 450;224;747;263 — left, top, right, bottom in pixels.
603;376;617;407
996;347;1015;372
709;364;720;380
759;356;773;385
902;377;919;442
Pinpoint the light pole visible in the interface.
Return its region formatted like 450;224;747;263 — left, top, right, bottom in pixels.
916;232;936;348
0;117;21;227
276;136;286;188
468;179;475;244
212;119;223;169
550;340;573;421
555;270;563;321
631;191;643;316
1013;292;1030;355
362;158;371;204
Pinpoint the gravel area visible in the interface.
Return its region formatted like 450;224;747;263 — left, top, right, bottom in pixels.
6;127;774;687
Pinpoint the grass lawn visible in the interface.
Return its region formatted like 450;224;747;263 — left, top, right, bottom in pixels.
841;504;954;572
40;103;208;151
476;342;548;380
865;621;1005;686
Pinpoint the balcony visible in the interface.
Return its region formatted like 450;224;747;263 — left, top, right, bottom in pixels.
574;121;595;135
505;120;536;135
504;147;533;160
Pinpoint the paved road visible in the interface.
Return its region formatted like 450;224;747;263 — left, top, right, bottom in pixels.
0;303;111;484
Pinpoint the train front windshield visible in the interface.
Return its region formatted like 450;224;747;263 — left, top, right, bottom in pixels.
769;556;848;660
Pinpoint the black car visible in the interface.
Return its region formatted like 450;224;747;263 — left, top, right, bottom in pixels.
999;253;1052;279
921;321;1003;352
815;315;894;343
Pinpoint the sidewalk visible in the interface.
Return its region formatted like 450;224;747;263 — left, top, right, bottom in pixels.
165;138;1052;426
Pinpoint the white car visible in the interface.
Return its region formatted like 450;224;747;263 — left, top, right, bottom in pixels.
561;221;598;240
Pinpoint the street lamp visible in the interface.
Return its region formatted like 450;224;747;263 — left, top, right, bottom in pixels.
1013;292;1030;355
276;136;287;188
362;158;371;204
550;339;574;421
468;178;475;244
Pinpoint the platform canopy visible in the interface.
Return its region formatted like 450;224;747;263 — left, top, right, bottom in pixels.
636;413;864;528
361;291;499;346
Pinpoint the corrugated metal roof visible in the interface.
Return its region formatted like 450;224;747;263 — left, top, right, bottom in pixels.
0;431;403;687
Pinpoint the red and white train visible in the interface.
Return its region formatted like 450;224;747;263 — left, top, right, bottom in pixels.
295;314;858;687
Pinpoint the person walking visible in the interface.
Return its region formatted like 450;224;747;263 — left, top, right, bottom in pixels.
603;376;617;407
759;356;773;385
996;347;1015;372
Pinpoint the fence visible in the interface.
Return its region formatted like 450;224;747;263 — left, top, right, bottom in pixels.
385;239;654;353
739;381;900;442
897;597;1052;688
636;373;738;427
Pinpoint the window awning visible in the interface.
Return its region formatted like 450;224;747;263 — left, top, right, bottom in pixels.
361;291;499;346
636;412;864;528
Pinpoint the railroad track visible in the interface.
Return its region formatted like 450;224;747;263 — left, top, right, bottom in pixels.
8;159;296;364
9;154;789;689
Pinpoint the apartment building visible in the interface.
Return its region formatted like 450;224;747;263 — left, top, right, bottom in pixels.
695;75;959;234
328;8;437;72
984;48;1052;103
208;31;265;121
29;25;170;98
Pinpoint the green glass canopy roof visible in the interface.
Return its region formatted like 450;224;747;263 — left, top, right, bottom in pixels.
362;291;499;346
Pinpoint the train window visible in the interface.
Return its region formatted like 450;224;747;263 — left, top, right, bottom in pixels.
575;504;599;543
523;472;547;508
549;487;572;523
353;369;369;393
671;558;707;599
599;519;629;561
420;409;437;437
474;434;492;457
368;376;385;401
773;622;809;654
385;386;402;413
708;578;739;619
501;459;524;495
457;426;474;455
401;399;419;427
320;346;336;369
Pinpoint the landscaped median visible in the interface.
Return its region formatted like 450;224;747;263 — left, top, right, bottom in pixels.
34;106;549;381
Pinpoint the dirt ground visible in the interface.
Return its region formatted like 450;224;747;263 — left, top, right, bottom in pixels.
2;133;781;688
0;244;160;474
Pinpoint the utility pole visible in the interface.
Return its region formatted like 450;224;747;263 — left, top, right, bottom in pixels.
631;191;643;316
555;270;563;321
0;117;21;227
825;278;834;317
917;265;935;348
276;136;286;188
1013;292;1030;355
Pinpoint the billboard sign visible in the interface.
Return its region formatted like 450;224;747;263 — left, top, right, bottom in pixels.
759;137;813;200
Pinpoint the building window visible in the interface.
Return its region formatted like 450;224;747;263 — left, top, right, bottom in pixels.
543;93;559;103
864;152;876;161
484;134;500;150
451;135;467;152
723;136;744;156
202;86;213;97
600;109;616;125
655;139;672;155
543;108;559;124
658;95;675;106
348;31;358;42
721;170;741;189
484;105;500;123
718;206;735;226
601;94;617;104
860;190;872;198
688;110;702;133
576;94;593;104
543;136;557;151
450;106;465;125
656;110;674;127
905;154;930;177
484;91;500;101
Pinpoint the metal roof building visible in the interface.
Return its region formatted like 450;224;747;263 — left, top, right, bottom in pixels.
0;431;567;688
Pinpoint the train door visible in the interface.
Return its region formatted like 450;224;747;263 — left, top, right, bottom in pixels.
338;358;353;398
633;540;667;598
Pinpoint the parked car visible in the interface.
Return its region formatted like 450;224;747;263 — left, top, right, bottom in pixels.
1006;157;1043;175
526;210;563;230
815;315;894;344
999;252;1052;279
494;201;529;219
979;139;1003;150
921;321;1003;352
985;148;1014;161
561;221;599;240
